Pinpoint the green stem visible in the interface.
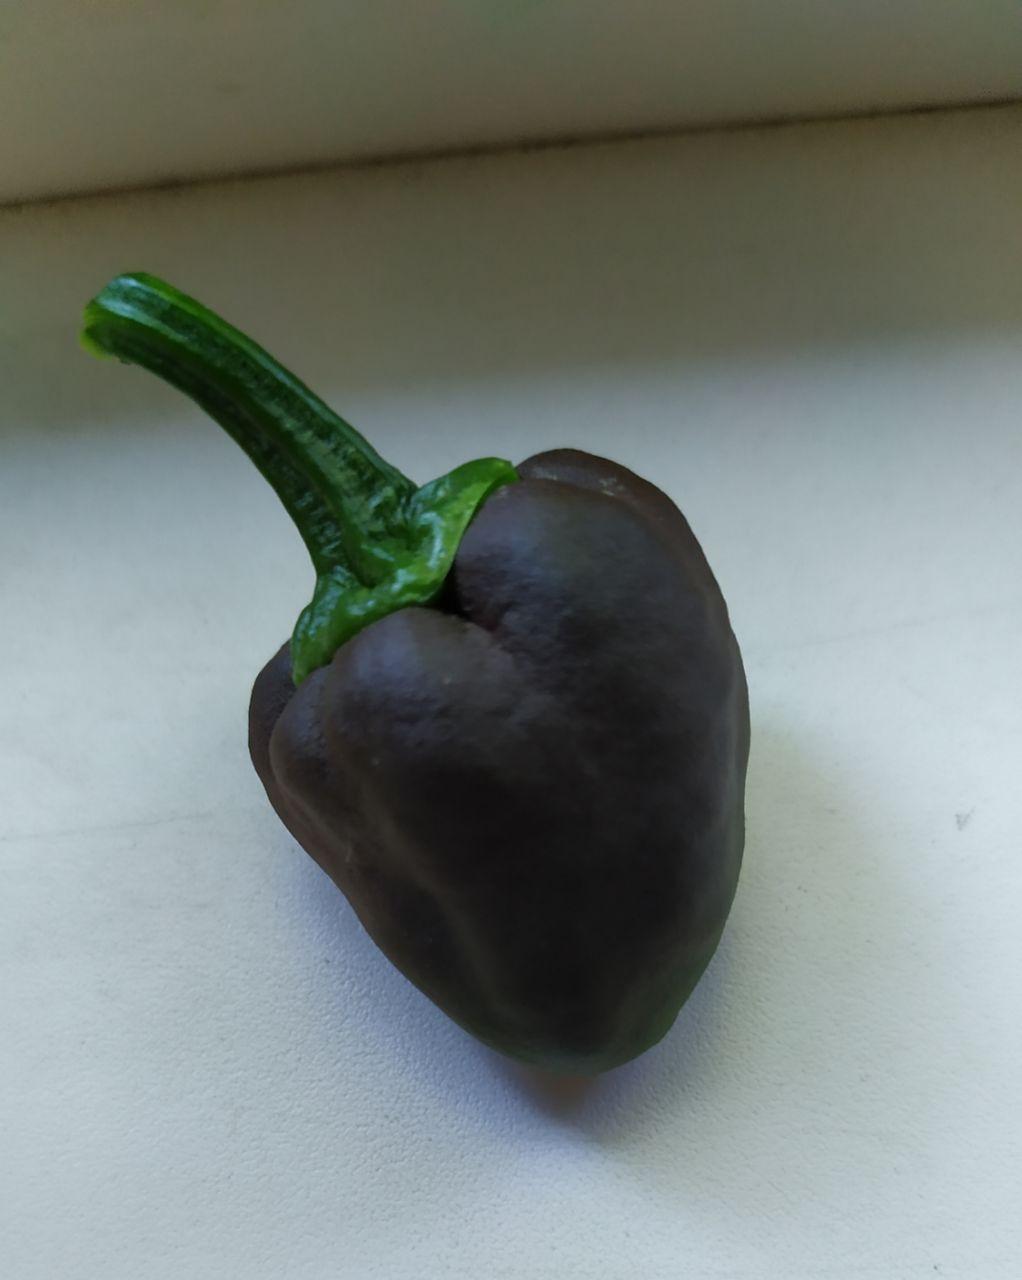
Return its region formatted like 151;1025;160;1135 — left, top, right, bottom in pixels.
81;272;518;684
82;273;414;583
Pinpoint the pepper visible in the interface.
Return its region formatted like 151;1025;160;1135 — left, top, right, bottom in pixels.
83;273;750;1074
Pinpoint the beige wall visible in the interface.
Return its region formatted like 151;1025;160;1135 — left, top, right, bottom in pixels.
3;0;1022;204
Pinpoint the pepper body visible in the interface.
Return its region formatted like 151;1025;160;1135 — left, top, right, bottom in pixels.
250;449;749;1074
82;274;749;1076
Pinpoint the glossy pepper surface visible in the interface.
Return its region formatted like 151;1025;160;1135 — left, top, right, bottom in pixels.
83;273;750;1074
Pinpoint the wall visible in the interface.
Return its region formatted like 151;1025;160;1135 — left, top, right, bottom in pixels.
2;1;1022;203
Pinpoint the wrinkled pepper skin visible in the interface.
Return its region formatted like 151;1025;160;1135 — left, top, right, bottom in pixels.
250;448;749;1075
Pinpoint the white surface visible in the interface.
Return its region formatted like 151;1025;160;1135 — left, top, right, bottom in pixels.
3;1;1022;204
2;104;1021;1279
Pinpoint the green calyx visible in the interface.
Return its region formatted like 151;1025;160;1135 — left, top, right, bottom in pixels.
82;273;517;684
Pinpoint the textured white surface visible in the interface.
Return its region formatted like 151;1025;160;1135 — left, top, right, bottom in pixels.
3;1;1022;203
2;104;1021;1279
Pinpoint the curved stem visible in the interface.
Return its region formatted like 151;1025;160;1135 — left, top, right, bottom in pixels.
81;271;518;685
82;273;415;583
